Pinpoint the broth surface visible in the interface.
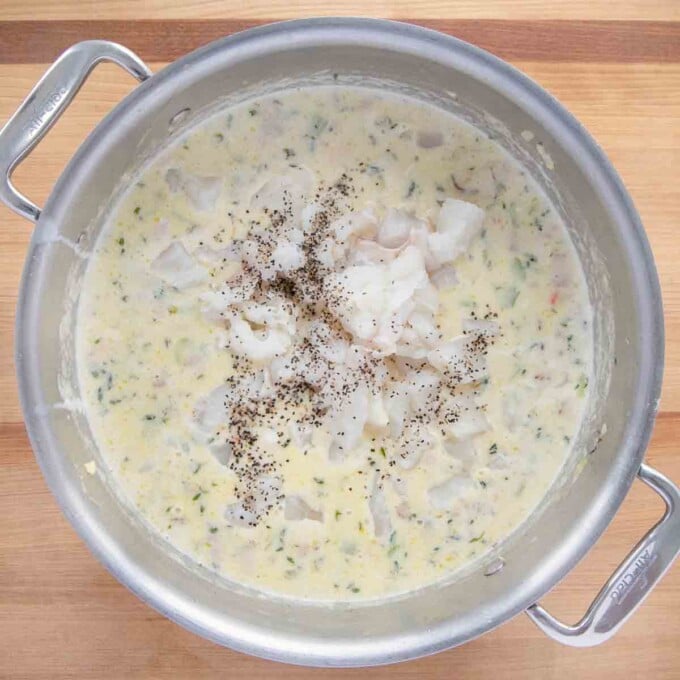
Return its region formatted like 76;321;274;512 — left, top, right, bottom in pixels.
77;87;592;600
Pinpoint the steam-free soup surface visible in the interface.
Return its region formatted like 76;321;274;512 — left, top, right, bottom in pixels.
77;87;592;600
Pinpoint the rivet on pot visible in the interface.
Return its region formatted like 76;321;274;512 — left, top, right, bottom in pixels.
484;558;505;576
169;108;191;130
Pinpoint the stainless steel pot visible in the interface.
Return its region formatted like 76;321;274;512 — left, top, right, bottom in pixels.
1;18;678;667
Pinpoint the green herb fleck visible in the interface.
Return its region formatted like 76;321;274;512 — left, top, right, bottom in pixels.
499;286;519;309
192;492;202;502
379;446;387;458
335;510;342;520
470;532;485;543
313;477;324;485
575;374;589;397
143;414;156;421
489;443;498;455
275;528;286;552
286;556;295;565
311;114;328;134
512;257;526;280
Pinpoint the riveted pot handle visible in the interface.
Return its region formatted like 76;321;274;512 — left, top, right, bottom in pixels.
0;40;151;222
526;463;680;647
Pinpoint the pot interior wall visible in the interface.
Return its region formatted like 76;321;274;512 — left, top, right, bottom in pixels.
16;22;659;664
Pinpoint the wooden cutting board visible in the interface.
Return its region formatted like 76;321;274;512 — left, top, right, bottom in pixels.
0;2;678;678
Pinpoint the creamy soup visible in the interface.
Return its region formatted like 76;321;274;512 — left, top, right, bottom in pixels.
77;87;592;600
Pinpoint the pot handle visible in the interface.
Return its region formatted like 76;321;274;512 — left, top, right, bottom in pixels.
0;40;151;222
526;463;680;646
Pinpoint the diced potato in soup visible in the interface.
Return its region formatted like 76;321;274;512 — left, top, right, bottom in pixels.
77;87;592;600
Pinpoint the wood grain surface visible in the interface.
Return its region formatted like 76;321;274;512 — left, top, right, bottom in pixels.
0;2;678;678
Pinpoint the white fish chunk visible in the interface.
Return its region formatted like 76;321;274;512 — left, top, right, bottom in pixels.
427;334;488;384
443;437;477;465
326;382;369;460
165;167;182;192
209;441;232;466
183;174;222;212
551;252;572;287
391;476;408;497
443;394;490;440
366;390;389;429
242;296;296;334
165;168;222;211
350;239;402;266
369;479;392;541
288;421;313;448
192;242;241;265
427;198;485;268
326;245;429;354
376;208;421;248
224;504;258;527
308;321;349;364
151;242;208;289
227;316;292;362
240;370;275;400
385;383;411;439
428;475;475;510
462;318;500;337
431;265;458;290
225;475;281;527
240;239;279;281
403;368;441;411
396;422;434;470
413;283;440;314
199;271;258;316
250;167;315;221
331;208;378;243
269;351;297;384
301;202;321;232
287;227;305;245
396;310;440;359
192;384;232;438
284;496;323;522
271;240;305;273
416;130;444;148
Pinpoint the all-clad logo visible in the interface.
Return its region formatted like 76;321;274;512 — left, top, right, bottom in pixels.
610;548;656;605
26;87;68;139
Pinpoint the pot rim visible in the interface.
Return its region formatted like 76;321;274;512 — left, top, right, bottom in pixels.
15;17;665;666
